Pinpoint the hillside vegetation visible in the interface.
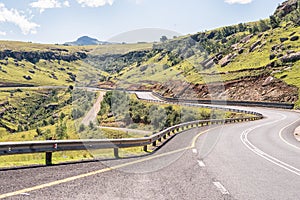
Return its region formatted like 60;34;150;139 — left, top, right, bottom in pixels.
94;0;300;107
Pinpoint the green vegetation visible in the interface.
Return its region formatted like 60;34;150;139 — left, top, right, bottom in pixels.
97;91;236;132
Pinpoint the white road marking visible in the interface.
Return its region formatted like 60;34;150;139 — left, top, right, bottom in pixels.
20;193;30;196
192;148;197;154
240;114;300;176
197;160;205;167
213;182;229;195
278;118;300;151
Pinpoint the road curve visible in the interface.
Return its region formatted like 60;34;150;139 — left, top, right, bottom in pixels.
0;93;300;199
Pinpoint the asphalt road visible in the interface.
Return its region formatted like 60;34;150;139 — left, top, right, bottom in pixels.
0;93;300;199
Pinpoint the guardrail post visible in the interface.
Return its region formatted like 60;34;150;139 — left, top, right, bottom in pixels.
45;152;52;166
152;141;157;146
143;145;147;152
114;148;119;158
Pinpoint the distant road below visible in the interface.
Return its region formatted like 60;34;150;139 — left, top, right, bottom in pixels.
81;92;105;126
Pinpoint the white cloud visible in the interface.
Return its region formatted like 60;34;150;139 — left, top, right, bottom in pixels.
0;3;39;35
30;0;70;13
77;0;114;7
63;1;70;7
134;0;144;4
0;31;6;36
225;0;253;4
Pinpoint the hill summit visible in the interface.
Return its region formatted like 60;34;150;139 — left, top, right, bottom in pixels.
65;36;109;46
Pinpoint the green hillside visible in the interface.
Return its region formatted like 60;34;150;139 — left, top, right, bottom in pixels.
96;0;300;107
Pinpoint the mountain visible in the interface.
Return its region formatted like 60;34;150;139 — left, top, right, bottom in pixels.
65;36;110;46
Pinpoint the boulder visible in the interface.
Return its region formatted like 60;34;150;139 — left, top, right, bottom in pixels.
249;40;261;52
262;76;274;86
240;34;253;43
290;35;299;41
281;52;300;63
269;53;276;60
280;37;288;43
219;54;236;67
23;75;32;80
238;48;244;54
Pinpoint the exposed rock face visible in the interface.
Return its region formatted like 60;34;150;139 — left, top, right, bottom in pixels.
249;40;261;52
274;0;298;17
200;57;215;69
240;34;253;43
0;50;87;63
219;53;236;67
155;76;298;103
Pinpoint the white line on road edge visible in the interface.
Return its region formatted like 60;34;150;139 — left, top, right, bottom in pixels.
197;160;205;167
240;114;300;176
278;117;300;151
213;182;229;195
192;148;197;154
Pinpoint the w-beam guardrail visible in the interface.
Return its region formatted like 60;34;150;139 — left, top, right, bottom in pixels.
0;116;262;166
151;92;294;109
0;89;265;166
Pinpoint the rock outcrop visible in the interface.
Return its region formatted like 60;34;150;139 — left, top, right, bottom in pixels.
274;0;298;17
0;50;87;63
281;52;300;63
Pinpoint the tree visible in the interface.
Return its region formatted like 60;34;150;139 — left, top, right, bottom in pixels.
249;24;259;34
17;125;23;132
238;23;246;32
160;35;168;43
269;15;279;29
79;124;85;132
258;19;270;32
60;112;65;120
89;121;94;130
55;122;67;139
36;127;43;136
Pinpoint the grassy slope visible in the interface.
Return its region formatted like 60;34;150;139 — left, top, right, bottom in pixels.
0;41;152;86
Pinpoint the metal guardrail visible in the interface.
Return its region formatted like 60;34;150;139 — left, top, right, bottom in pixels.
151;92;294;109
0;90;264;166
0;116;262;165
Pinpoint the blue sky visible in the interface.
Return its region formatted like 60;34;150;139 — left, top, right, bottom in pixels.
0;0;284;44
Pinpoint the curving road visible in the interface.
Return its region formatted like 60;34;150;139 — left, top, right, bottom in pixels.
0;94;300;199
